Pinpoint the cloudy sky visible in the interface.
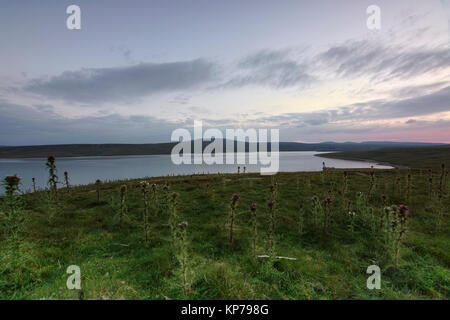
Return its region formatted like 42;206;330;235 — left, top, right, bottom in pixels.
0;0;449;145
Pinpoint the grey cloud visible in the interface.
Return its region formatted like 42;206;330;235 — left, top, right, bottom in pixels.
253;85;450;126
319;40;450;82
24;59;217;104
222;49;315;89
392;81;448;98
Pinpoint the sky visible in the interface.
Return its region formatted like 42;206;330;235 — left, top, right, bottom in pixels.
0;0;449;145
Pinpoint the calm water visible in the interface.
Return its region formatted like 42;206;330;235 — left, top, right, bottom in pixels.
0;152;392;192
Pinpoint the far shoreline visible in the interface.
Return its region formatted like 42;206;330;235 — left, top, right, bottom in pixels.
316;153;408;169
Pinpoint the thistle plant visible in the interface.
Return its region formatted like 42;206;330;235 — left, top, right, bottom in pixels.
435;194;445;232
169;192;180;244
321;162;326;183
250;203;257;259
368;171;376;199
267;199;276;256
342;171;348;194
64;171;70;190
395;177;401;195
151;183;158;216
46;156;58;196
382;206;394;246
177;221;190;296
229;193;240;245
0;175;27;282
311;196;321;228
348;210;356;234
95;179;102;203
322;197;331;234
32;177;37;193
140;181;150;242
380;194;387;229
392;205;409;266
119;184;127;223
160;182;170;216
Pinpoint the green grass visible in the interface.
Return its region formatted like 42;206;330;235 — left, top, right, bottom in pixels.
319;145;450;169
0;169;449;300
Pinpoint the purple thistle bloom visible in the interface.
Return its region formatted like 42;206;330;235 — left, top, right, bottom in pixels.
267;200;275;209
250;203;257;212
399;205;409;216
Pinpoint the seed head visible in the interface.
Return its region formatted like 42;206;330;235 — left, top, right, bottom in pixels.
5;174;21;186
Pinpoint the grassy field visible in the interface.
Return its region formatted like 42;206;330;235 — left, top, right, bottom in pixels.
0;167;449;300
319;145;450;169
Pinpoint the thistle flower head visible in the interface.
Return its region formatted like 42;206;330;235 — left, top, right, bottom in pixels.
178;221;189;229
47;155;55;163
95;179;102;185
268;184;275;193
381;194;387;200
399;204;409;216
323;197;331;205
231;193;240;208
250;203;257;212
5;174;21;186
267;200;275;209
311;196;318;202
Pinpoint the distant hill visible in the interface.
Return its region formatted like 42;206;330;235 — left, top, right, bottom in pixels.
318;145;450;169
0;141;446;159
